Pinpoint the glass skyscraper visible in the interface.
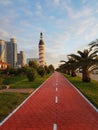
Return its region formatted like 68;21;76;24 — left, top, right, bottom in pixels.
6;38;17;67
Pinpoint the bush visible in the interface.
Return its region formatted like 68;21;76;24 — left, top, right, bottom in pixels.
38;66;46;77
2;77;10;85
25;68;37;82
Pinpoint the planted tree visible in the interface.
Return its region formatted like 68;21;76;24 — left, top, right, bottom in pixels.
67;57;77;77
48;64;55;72
38;66;45;77
28;60;39;70
60;60;71;75
69;47;98;82
25;67;37;82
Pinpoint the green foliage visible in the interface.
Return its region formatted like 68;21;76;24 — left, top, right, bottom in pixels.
48;64;55;72
2;77;10;85
10;73;51;89
25;67;37;82
38;66;46;77
44;65;51;74
69;48;98;82
28;60;39;69
0;93;29;122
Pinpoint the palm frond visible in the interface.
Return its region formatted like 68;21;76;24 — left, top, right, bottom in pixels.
60;60;66;63
89;50;98;58
68;54;80;61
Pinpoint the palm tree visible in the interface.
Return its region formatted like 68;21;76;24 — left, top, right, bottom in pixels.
60;60;71;75
67;57;77;77
69;47;98;82
60;58;77;76
89;39;98;49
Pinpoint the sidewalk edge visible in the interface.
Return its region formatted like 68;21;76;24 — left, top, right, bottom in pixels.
64;76;98;113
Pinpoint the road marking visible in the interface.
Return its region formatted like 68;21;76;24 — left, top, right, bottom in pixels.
53;123;57;130
55;96;58;103
56;87;58;92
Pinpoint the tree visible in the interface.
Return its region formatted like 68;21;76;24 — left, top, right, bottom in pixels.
48;64;55;72
25;67;37;82
44;65;50;74
60;60;70;75
67;57;77;77
38;66;45;77
89;39;98;49
29;61;39;69
69;47;98;82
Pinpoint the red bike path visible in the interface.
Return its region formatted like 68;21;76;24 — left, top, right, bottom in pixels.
0;72;98;130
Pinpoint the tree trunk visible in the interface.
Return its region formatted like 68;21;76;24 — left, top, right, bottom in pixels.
71;69;76;77
67;69;70;75
82;68;90;82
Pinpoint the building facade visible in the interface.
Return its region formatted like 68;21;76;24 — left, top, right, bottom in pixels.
38;32;45;66
0;39;6;62
17;51;26;67
6;38;17;67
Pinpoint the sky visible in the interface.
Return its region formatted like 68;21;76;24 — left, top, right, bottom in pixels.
0;0;98;68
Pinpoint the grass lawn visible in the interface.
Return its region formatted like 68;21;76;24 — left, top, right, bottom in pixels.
0;92;29;122
0;74;51;89
0;73;52;122
10;74;51;89
65;74;98;109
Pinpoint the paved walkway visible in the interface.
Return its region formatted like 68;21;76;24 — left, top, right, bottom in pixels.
0;72;98;130
0;89;34;93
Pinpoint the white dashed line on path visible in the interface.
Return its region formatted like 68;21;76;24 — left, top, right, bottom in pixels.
56;87;58;92
55;96;58;103
53;123;57;130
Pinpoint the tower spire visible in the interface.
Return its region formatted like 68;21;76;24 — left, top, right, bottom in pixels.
40;32;43;39
39;32;45;67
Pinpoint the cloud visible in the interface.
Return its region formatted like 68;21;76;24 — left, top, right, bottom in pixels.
61;0;94;19
0;29;9;39
35;2;44;17
0;0;12;6
54;0;60;5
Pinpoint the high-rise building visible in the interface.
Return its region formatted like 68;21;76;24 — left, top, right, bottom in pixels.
0;39;6;62
39;32;45;66
17;51;26;67
0;40;8;70
6;38;17;67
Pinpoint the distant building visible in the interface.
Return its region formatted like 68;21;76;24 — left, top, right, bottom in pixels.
17;51;26;67
27;58;39;65
38;32;45;67
0;40;8;70
0;39;6;62
5;38;17;67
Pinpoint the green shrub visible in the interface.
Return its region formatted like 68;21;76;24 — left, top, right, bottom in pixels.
25;68;37;82
38;66;46;77
2;77;10;85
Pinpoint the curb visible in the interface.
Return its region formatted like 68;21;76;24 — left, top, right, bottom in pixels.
64;76;98;113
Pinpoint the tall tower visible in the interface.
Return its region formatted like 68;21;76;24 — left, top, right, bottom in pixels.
39;32;45;66
6;38;17;67
17;51;26;67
